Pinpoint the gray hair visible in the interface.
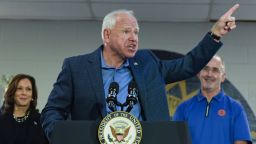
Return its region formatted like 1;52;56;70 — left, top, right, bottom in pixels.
213;55;226;73
101;9;139;41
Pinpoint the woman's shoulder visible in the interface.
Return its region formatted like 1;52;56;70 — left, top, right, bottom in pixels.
0;113;15;132
0;113;12;121
29;110;41;121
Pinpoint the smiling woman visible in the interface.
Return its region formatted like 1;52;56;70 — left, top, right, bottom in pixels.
0;74;48;144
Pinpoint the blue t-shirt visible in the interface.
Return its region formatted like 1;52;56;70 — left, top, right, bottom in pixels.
173;90;252;144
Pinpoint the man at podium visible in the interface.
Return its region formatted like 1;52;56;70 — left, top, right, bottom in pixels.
41;4;239;142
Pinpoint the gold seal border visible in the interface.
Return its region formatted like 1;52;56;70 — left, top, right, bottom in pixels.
98;111;142;144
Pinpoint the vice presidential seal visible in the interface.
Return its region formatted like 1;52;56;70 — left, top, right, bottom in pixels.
98;111;142;144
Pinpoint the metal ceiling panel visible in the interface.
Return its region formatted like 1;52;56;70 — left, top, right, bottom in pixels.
210;4;256;21
90;0;210;3
0;1;92;20
0;0;255;21
0;0;84;1
213;0;256;4
91;3;210;22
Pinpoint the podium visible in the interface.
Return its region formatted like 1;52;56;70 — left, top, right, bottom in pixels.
51;120;191;144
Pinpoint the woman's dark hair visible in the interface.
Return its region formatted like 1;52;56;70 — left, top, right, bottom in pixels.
1;74;38;114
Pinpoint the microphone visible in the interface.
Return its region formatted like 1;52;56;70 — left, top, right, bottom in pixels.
106;82;119;112
125;81;138;112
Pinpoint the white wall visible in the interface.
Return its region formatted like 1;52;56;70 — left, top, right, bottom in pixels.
0;20;255;117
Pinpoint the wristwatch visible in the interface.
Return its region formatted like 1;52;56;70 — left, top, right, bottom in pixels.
208;31;221;41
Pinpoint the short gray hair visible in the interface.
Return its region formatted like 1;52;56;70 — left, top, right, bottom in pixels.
213;55;226;73
101;9;138;41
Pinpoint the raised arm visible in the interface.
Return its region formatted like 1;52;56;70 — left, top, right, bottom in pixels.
211;4;239;37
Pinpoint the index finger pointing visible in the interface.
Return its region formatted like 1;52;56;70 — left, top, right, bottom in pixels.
222;4;240;18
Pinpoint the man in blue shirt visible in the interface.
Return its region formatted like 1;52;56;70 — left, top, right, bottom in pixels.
41;4;240;141
173;55;252;144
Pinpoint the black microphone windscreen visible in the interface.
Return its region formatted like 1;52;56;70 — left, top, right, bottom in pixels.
128;81;137;90
109;81;119;93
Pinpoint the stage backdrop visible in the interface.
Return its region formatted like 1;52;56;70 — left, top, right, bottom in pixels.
0;74;13;105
